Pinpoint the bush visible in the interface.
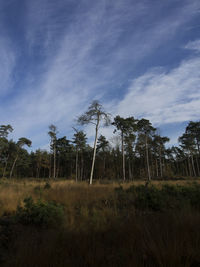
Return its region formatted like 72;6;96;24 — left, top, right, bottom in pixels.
44;182;51;190
15;197;64;227
115;184;200;212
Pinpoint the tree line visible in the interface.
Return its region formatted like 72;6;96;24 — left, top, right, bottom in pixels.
0;101;200;182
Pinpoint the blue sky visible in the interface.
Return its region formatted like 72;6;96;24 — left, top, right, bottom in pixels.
0;0;200;150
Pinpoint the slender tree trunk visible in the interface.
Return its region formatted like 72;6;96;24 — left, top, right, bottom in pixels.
187;156;192;177
81;152;84;181
53;143;56;179
122;132;126;181
191;154;196;177
10;155;18;178
155;158;158;177
89;119;99;185
128;158;132;180
195;155;200;177
159;146;163;178
49;154;51;178
56;156;60;178
75;149;78;182
3;155;9;178
145;135;151;181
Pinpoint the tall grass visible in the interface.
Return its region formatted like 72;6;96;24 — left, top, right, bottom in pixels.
1;179;200;266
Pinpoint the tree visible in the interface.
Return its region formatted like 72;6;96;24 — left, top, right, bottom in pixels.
48;125;58;179
186;121;200;176
97;135;110;179
152;135;169;178
0;124;13;138
78;100;111;184
73;129;87;182
112;116;137;181
137;119;156;181
179;133;196;177
10;137;32;178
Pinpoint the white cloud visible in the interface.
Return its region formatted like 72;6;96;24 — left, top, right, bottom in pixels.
0;37;15;96
1;0;200;150
115;55;200;125
185;39;200;52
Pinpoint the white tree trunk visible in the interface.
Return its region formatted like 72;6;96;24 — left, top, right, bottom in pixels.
89;119;99;185
10;155;18;178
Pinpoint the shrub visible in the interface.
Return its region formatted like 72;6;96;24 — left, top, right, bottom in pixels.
44;182;51;190
15;197;64;227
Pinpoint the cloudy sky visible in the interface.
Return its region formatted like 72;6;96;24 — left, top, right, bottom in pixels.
0;0;200;150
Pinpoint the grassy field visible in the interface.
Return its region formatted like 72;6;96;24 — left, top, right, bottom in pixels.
1;178;200;266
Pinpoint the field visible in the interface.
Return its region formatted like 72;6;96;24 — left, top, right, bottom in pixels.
1;178;200;267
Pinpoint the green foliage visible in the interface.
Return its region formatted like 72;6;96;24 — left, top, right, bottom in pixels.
115;183;200;212
15;197;64;227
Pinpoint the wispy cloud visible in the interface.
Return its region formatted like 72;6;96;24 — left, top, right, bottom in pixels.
0;37;16;96
1;0;200;149
185;39;200;52
115;52;200;125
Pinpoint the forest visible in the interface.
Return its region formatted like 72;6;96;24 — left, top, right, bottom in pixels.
0;102;200;266
0;101;199;182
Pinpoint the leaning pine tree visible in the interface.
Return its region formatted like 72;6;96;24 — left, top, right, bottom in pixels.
78;100;111;185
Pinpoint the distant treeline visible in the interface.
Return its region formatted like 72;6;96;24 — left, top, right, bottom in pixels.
0;101;200;180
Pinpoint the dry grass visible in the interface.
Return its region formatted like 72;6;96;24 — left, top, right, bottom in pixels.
0;178;200;216
1;178;200;266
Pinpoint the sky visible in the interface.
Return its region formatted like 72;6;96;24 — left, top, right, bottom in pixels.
0;0;200;150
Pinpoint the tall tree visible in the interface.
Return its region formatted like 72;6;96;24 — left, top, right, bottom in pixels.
97;135;110;179
112;116;137;181
78;100;111;185
73;129;87;182
179;133;196;177
137;119;156;181
48;125;58;179
9;137;32;178
152;135;169;178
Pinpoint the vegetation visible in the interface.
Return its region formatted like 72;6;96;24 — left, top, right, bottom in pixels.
0;101;200;181
0;180;200;266
1;100;200;265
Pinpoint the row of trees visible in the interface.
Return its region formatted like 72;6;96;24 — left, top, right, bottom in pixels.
0;101;200;182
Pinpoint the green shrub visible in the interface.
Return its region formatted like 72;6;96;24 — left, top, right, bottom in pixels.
43;182;51;190
115;184;200;212
15;197;64;227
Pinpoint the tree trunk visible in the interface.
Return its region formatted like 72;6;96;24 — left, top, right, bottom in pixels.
128;158;132;180
10;155;18;178
53;143;56;179
122;132;126;181
191;154;196;177
81;152;84;181
155;158;158;177
195;155;200;177
159;146;163;178
187;156;192;177
89;119;99;185
75;149;78;182
145;135;151;181
3;155;9;178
